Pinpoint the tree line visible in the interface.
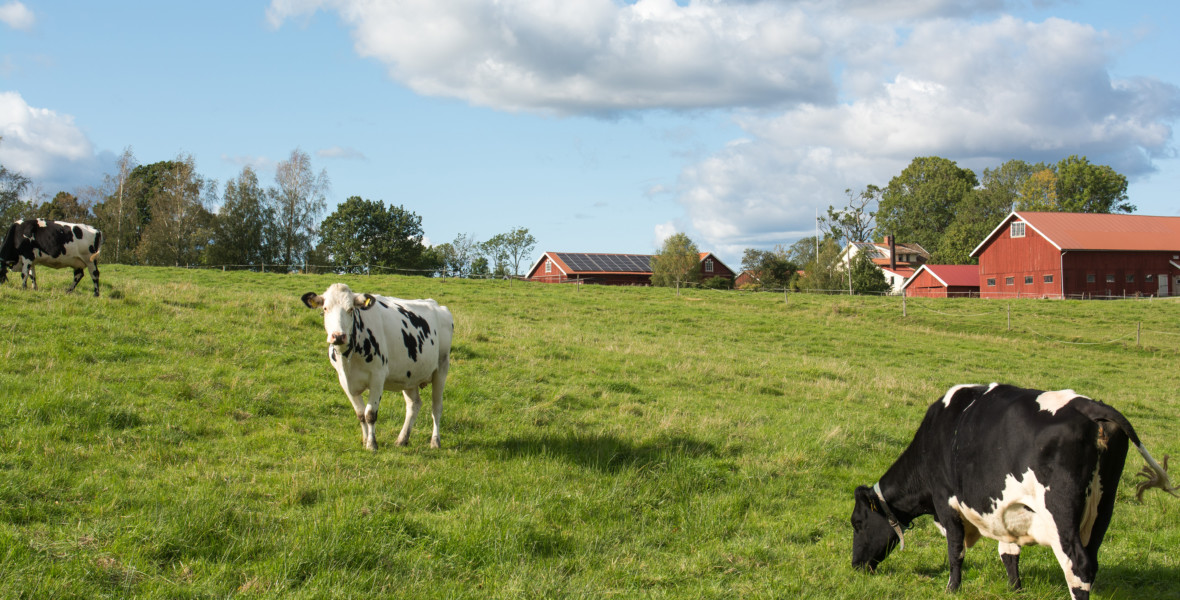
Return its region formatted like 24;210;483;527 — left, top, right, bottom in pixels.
738;154;1131;295
0;140;536;277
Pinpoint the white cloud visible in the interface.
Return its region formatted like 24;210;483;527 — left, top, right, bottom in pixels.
316;145;366;160
267;1;1180;254
672;15;1180;250
653;221;677;247
0;91;98;191
0;1;33;30
267;0;835;114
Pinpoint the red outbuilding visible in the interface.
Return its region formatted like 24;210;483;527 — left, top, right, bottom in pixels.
970;212;1180;299
903;264;980;298
526;251;735;286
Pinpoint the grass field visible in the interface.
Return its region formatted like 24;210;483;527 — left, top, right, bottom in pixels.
1;266;1178;599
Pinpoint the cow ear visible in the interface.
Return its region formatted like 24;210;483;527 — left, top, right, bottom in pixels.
855;485;879;513
356;293;376;310
301;292;324;309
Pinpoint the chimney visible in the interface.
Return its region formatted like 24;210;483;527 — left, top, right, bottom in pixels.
887;234;896;270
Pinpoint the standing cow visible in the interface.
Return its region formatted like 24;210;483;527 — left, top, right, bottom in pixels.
852;383;1177;600
0;219;103;297
302;283;453;450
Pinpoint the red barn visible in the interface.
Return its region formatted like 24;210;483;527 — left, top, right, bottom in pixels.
971;212;1180;299
526;251;735;286
902;264;980;298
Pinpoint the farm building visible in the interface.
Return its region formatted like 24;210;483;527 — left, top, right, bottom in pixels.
839;235;929;294
971;212;1180;299
526;252;735;286
902;264;980;298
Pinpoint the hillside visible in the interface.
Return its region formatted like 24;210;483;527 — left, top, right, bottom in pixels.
1;266;1178;599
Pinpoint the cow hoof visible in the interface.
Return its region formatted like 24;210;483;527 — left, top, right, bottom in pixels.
395;437;409;447
430;437;441;449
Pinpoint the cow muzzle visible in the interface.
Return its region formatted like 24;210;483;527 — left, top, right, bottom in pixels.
328;332;347;346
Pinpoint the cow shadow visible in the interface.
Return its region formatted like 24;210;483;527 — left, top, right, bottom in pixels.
487;432;720;473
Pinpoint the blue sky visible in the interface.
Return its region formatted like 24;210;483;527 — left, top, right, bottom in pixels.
2;1;1178;270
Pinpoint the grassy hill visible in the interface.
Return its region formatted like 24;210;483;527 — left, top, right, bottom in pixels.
1;266;1178;599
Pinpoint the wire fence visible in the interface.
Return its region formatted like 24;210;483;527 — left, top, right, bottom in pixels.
125;262;1180;351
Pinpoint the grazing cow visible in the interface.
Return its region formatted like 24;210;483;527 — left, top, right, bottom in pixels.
301;283;453;450
0;219;103;297
852;383;1177;600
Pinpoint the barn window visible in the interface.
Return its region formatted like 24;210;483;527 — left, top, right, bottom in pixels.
1044;275;1054;284
1005;276;1015;285
1010;222;1026;238
1106;274;1115;283
1146;274;1155;282
545;260;552;274
1086;274;1096;283
1126;274;1135;283
705;259;714;273
987;278;996;286
1024;276;1033;284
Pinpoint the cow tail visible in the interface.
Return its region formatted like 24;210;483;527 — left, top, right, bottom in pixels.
92;230;103;262
1073;397;1178;501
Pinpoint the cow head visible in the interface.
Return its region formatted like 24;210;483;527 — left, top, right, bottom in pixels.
851;485;902;572
301;283;376;347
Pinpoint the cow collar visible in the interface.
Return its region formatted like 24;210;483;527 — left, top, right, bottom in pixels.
873;482;906;551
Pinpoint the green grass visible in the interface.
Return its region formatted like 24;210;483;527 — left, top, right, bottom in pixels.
1;266;1178;599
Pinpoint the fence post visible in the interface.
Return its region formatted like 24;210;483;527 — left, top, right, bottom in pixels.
1137;322;1141;347
902;292;907;317
1007;303;1011;331
784;287;788;305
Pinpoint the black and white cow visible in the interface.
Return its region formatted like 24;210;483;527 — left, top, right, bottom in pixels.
0;219;103;297
852;383;1177;600
302;283;454;450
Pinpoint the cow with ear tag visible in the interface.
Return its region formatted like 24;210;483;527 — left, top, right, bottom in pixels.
301;283;454;450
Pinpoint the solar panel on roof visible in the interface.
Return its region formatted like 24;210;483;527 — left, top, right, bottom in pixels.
553;252;655;273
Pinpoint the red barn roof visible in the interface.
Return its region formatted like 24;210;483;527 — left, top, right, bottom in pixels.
972;212;1180;256
908;264;979;288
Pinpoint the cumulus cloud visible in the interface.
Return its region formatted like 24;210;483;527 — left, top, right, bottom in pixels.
268;1;1180;252
0;1;33;30
672;15;1180;250
267;0;835;114
0;91;99;191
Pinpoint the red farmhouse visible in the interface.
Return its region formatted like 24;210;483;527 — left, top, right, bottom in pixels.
971;212;1180;299
903;264;980;298
526;252;735;286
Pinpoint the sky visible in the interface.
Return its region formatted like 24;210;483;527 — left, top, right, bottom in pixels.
2;0;1179;271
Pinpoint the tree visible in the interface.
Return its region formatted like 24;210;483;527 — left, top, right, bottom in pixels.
785;236;819;268
1054;155;1132;213
318;196;426;274
845;251;890;295
740;247;798;290
0;138;31;225
481;234;510;277
91;147;139;263
445;233;481;277
651;232;700;291
206;166;276;268
499;227;537;277
1016;169;1059;211
272;148;329;267
820;185;879;245
39;191;92;222
136;154;214;266
876;156;978;253
796;237;843;293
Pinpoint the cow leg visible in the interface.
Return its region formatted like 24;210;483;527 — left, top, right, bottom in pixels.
341;390;370;449
21;261;35;290
998;542;1022;590
934;508;967;592
1051;533;1094;600
396;388;422;447
67;268;84;293
428;365;447;449
88;260;100;297
363;379;384;451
